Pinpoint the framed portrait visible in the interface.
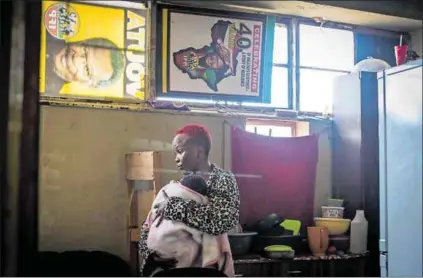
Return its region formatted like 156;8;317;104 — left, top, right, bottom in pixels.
156;5;275;103
40;1;147;100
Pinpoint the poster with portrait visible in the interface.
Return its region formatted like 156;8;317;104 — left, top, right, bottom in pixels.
157;6;274;103
39;1;147;100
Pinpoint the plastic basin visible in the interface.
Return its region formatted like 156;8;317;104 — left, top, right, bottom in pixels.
314;217;351;235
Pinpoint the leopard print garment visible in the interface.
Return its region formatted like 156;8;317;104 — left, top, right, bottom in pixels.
138;164;240;275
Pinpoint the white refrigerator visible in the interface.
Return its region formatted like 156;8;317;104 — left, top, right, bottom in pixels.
378;59;423;277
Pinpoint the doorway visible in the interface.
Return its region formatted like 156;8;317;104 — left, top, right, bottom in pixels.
1;1;42;276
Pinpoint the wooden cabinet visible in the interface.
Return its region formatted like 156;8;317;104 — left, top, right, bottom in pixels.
125;151;162;276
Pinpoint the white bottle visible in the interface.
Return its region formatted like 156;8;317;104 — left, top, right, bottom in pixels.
349;210;368;254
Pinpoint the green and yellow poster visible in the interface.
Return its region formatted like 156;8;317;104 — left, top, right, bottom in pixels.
39;1;147;99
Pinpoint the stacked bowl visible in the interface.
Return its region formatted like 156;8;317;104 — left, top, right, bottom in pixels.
314;198;351;236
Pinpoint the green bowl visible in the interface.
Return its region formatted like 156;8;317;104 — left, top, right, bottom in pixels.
328;198;344;207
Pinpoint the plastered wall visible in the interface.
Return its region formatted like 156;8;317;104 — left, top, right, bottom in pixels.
410;28;422;56
38;105;331;261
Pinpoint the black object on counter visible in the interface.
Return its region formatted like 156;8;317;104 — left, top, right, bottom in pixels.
329;235;350;252
254;213;282;234
260;225;293;236
228;232;258;256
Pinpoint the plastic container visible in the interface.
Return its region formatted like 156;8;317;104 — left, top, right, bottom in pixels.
349;210;368;254
328;198;344;207
395;45;408;66
264;245;295;259
252;235;308;255
322;206;344;218
228;232;257;256
314;217;351;235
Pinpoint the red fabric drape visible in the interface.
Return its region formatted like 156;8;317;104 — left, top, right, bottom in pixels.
231;127;319;227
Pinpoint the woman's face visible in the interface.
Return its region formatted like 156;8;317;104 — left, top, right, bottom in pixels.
172;134;200;173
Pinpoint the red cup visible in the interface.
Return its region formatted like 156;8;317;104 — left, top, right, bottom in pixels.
395;45;408;66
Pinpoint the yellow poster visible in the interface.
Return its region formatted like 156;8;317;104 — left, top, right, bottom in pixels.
39;1;147;99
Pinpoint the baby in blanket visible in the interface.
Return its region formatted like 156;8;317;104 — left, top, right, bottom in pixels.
143;175;234;276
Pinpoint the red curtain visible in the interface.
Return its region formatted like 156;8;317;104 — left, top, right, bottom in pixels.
231;127;319;227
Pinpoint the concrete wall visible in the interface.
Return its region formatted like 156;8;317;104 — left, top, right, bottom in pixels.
410;29;422;56
38;105;331;261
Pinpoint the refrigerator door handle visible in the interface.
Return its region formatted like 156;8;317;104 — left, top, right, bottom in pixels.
379;239;387;252
380;253;388;278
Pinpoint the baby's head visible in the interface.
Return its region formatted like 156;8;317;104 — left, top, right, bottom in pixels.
179;174;208;196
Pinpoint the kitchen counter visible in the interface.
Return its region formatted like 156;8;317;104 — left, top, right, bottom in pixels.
233;252;368;277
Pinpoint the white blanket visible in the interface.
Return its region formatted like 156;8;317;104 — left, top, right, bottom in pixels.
145;182;234;276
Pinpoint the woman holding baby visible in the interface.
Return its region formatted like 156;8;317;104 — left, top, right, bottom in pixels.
138;124;240;276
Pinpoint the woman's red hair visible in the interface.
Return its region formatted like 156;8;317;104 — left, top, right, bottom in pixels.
175;124;211;141
176;124;212;154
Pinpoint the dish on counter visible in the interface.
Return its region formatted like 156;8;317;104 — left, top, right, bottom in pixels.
263;245;295;259
327;198;344;207
322;206;344;218
314;217;351;235
228;231;258;256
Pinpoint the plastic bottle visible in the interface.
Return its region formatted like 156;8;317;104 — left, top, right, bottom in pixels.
349;210;368;254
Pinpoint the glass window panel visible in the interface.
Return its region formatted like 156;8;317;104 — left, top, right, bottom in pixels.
245;124;293;137
299;68;347;113
273;23;288;64
299;24;354;71
256;125;272;136
245;125;256;133
268;125;292;137
271;66;289;108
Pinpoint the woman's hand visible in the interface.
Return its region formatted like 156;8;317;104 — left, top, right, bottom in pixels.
153;190;169;227
151;252;177;265
143;252;177;276
142;222;150;232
